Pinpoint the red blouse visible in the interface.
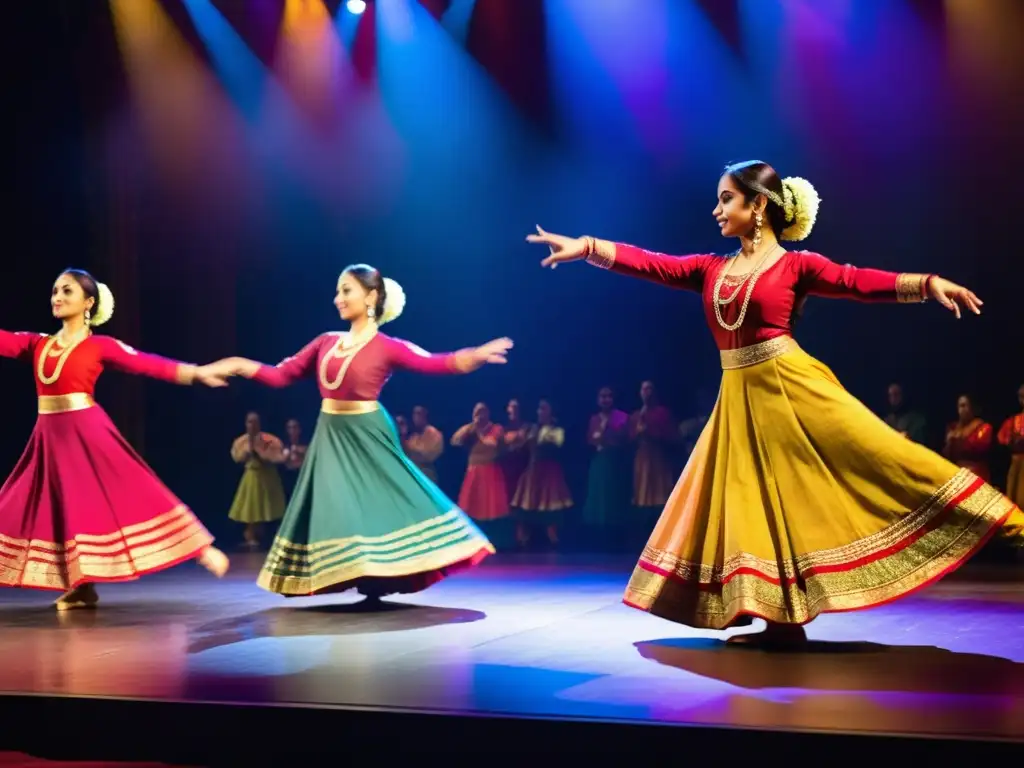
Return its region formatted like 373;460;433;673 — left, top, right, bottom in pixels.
253;331;474;401
998;414;1024;455
595;245;930;350
0;330;191;396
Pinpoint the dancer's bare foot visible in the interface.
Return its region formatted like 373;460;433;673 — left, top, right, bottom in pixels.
727;622;807;650
55;583;99;611
198;546;230;578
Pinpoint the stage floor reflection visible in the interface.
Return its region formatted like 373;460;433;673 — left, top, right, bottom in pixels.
0;553;1021;741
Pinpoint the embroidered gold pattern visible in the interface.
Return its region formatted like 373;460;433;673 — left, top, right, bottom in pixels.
36;335;87;386
0;505;213;591
896;273;929;303
37;393;95;414
320;399;380;415
720;336;799;370
585;239;616;269
257;509;494;594
623;470;1015;628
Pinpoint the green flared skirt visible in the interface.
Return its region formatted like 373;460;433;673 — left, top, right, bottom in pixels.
582;449;632;527
257;404;495;597
228;461;287;524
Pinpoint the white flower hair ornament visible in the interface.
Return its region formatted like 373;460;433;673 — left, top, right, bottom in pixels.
377;277;406;325
779;177;820;242
90;282;116;327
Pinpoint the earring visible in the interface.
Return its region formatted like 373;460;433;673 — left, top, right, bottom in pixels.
367;306;376;320
85;309;92;325
753;212;763;250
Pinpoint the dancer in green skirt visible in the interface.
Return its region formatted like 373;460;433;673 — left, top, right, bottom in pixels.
214;265;512;600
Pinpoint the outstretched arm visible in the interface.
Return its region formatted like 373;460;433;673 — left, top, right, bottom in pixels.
526;227;710;291
221;335;325;388
0;331;44;361
798;252;983;317
583;240;711;292
385;335;512;375
95;336;200;385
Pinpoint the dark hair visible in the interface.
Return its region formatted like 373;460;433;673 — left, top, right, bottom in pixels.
957;393;981;414
61;268;100;314
342;264;386;320
723;160;788;237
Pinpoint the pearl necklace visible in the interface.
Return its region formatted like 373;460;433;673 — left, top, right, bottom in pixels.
712;245;781;332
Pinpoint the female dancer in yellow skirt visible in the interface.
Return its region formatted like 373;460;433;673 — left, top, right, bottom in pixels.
528;159;1024;649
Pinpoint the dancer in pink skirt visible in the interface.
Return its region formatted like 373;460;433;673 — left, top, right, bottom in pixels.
0;269;231;610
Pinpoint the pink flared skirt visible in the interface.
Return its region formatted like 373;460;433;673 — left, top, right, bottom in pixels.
0;404;214;591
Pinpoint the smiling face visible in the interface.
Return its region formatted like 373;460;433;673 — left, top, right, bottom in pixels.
712;173;762;239
334;272;377;323
51;273;94;322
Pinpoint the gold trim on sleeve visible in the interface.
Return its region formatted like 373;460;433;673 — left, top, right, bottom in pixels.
176;364;197;385
37;393;95;414
449;349;477;373
585;238;616;269
896;273;929;303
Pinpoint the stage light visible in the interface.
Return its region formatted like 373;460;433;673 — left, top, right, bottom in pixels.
346;0;366;14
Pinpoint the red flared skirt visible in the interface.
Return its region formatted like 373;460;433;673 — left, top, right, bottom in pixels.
0;405;214;591
457;462;510;521
512;459;573;512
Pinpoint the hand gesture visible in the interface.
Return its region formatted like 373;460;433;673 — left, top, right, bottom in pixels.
194;364;229;388
473;337;513;365
928;277;982;319
526;226;588;269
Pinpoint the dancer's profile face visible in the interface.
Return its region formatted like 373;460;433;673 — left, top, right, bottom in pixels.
51;274;93;322
335;273;373;322
506;399;519;421
713;174;760;239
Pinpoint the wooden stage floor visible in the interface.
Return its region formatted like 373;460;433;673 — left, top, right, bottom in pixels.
0;552;1021;761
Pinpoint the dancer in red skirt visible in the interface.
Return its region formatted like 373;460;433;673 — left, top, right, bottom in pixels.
0;269;231;610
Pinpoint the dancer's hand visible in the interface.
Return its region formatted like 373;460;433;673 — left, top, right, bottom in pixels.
209;356;259;378
194;364;229;388
472;337;513;365
526;226;588;269
928;277;982;319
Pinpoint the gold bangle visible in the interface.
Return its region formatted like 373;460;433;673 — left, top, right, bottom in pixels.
176;364;197;385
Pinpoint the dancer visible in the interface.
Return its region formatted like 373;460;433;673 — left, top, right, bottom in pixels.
213;264;509;599
528;160;1024;648
0;269;230;610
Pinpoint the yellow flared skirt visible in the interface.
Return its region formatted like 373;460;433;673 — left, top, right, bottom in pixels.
623;338;1023;630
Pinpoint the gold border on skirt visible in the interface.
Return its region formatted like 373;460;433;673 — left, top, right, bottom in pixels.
320;399;380;415
720;336;799;369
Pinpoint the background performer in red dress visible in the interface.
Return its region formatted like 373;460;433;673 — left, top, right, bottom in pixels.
528;160;1024;650
0;269;230;610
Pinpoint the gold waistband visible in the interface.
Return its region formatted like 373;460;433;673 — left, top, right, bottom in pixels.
321;399;379;415
720;336;799;370
38;393;95;414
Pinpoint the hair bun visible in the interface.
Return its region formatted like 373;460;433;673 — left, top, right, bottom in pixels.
779;177;820;242
378;278;406;325
91;282;116;326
